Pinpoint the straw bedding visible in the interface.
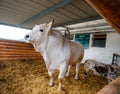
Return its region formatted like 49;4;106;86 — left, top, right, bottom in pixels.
0;59;108;94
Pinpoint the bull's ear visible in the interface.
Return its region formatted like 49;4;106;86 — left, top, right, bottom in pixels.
46;19;54;34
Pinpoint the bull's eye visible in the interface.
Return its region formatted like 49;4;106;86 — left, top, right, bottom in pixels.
39;29;44;32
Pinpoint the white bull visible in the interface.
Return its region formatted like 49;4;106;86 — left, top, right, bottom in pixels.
25;20;84;90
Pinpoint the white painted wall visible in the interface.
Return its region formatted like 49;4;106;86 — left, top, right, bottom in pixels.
82;32;120;64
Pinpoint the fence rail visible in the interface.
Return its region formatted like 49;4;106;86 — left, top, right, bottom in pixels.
0;39;42;60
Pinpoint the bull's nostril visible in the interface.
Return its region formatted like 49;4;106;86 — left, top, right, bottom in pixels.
25;35;29;39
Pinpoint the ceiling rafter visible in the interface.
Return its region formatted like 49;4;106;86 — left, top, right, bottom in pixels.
54;15;102;27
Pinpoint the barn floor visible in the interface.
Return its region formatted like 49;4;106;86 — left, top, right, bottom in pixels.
0;59;108;94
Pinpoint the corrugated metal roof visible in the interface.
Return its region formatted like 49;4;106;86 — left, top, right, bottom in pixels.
0;0;114;34
54;19;114;34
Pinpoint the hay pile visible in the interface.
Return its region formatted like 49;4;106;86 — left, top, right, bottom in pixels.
0;60;108;94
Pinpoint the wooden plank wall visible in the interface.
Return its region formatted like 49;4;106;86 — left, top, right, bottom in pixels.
0;39;42;60
86;0;120;34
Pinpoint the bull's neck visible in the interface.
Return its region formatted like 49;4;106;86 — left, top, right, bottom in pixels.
32;37;48;54
33;38;50;68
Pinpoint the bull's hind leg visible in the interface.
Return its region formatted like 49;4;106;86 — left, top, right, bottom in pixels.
75;62;81;80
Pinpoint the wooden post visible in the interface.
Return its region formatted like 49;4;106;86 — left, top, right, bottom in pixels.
86;0;120;34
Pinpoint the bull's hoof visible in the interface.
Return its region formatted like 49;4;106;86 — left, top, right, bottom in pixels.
65;73;70;77
74;77;79;80
49;83;54;87
65;75;70;78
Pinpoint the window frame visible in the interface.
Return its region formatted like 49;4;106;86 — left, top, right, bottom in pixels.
91;33;107;48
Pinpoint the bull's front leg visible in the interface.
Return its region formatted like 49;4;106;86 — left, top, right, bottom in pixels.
58;63;67;91
48;71;54;86
66;65;71;77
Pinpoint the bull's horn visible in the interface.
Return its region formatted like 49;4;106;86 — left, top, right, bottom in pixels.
46;19;55;34
47;19;54;27
52;18;54;23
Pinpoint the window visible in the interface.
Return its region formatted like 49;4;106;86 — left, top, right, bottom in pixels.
75;34;90;49
92;34;106;47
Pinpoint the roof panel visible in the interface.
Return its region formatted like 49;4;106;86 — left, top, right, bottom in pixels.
0;6;39;25
25;16;51;28
17;0;74;27
26;14;68;28
15;0;46;11
44;14;65;22
63;4;89;18
0;6;27;17
0;8;26;18
72;0;98;16
50;11;72;21
0;5;28;17
0;0;108;34
48;0;61;4
33;0;54;7
56;8;80;19
0;16;21;25
0;0;42;15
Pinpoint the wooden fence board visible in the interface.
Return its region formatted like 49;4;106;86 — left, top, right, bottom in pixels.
0;39;43;60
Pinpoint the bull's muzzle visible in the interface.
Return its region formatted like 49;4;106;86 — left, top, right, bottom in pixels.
25;35;29;40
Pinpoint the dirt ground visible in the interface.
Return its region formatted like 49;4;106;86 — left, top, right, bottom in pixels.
0;59;108;94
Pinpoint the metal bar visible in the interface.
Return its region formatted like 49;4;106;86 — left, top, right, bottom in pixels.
67;23;109;30
54;23;109;31
18;0;73;27
69;27;113;32
70;30;114;34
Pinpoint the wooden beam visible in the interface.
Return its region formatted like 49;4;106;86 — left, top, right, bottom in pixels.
86;0;120;34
